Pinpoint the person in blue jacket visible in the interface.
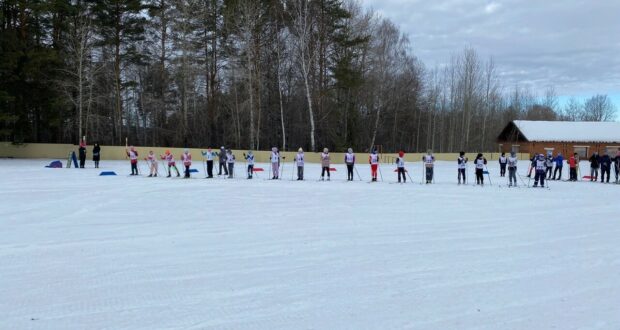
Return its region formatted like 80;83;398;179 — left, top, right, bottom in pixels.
552;152;563;180
600;151;612;183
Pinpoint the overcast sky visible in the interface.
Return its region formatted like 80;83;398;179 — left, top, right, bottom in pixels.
359;0;620;106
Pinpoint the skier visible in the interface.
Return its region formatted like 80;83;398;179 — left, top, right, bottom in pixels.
369;149;379;182
474;153;487;185
545;152;554;179
244;151;254;179
423;150;435;184
457;151;468;185
507;151;518;187
498;152;507;177
552;152;564;180
145;150;158;177
568;153;578;181
396;151;406;183
160;150;180;177
218;146;228;176
344;148;356;181
533;153;546;188
270;147;280;179
589;152;600;181
295;148;304;180
126;146;139;175
201;147;215;178
320;148;331;181
181;149;192;178
92;143;101;168
78;137;87;168
527;153;536;177
600;151;612;183
226;149;235;178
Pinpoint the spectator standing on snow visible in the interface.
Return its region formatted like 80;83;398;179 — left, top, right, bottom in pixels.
244;151;254;179
457;151;468;185
201;147;215;178
499;152;507;177
600;151;612;183
270;147;280;179
396;151;406;183
126;146;139;175
345;148;356;181
295;148;305;180
423;150;435;184
568;153;578;181
475;153;487;185
552;152;564;180
145;150;158;177
181;149;192;178
589;152;600;181
218;146;228;176
92;143;101;168
78;138;87;168
320;148;331;181
527;153;536;177
161;150;180;177
507;151;518;187
369;149;379;182
226;149;235;178
533;154;547;188
545;152;554;179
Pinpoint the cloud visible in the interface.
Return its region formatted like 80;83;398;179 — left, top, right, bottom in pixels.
358;0;620;100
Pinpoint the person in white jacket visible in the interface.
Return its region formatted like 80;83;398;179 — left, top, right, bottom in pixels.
295;148;304;180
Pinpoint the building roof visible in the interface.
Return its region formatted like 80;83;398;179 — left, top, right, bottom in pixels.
498;120;620;143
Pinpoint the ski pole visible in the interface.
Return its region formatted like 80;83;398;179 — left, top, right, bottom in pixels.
354;165;362;181
378;164;383;182
280;156;285;180
406;167;413;183
291;160;295;181
203;160;207;178
484;165;492;186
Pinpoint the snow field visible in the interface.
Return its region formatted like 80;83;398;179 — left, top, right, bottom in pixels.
0;159;619;329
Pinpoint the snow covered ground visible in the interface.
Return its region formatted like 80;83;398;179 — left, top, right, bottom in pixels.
1;158;619;330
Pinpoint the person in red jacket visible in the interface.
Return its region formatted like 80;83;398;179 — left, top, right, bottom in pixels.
181;149;192;178
567;153;578;181
126;146;139;175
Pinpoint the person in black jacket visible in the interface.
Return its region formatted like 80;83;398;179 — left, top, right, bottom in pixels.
92;143;101;168
78;139;87;168
614;148;620;183
589;152;600;181
218;146;228;176
600;151;612;183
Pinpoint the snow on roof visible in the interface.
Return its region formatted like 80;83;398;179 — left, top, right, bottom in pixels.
513;120;620;143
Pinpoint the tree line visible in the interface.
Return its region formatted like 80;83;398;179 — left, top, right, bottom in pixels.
1;0;617;152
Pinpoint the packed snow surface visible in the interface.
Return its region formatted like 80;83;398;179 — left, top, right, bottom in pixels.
1;158;619;330
513;120;620;143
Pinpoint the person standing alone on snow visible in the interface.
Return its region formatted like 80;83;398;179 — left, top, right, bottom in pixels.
369;149;379;182
475;153;487;185
201;147;215;178
244;151;254;179
533;154;546;188
320;148;331;181
457;151;468;184
552;152;564;180
507;151;518;187
396;151;406;183
218;146;228;176
145;150;158;177
78;137;87;168
270;147;280;179
181;149;192;178
295;148;304;180
92;143;101;168
345;148;356;181
161;150;180;177
126;146;139;175
499;152;507;177
423;150;435;184
226;149;235;178
589;152;600;181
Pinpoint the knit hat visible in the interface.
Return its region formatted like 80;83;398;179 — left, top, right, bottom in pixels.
348;148;353;153
323;148;328;153
298;148;303;152
165;150;170;155
399;151;404;157
184;148;189;153
459;151;465;156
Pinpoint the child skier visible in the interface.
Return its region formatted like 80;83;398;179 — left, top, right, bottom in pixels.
533;153;546;187
295;148;304;180
181;149;192;178
527;154;537;177
160;150;180;177
201;147;215;178
568;153;578;181
369;149;379;182
270;147;280;179
507;151;518;187
396;151;406;183
320;148;331;181
345;148;356;181
244;151;254;179
145;150;158;177
423;150;435;184
226;149;235;178
498;152;507;177
457;151;468;184
474;153;487;185
126;146;139;175
218;146;228;176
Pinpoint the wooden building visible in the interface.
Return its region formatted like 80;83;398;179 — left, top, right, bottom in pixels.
497;120;620;158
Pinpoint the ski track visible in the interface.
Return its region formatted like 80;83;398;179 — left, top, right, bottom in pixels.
0;158;619;330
